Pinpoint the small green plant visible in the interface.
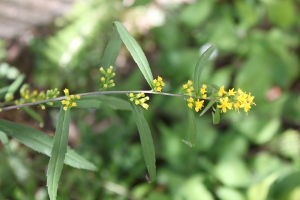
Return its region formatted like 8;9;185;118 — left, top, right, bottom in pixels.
0;21;255;200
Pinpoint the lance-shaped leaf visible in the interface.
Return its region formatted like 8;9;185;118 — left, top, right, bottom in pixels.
200;100;216;116
81;95;131;111
51;96;131;111
0;86;9;100
5;74;25;102
130;102;156;182
0;119;96;171
102;28;122;70
212;107;220;125
47;106;71;200
114;21;153;87
0;130;11;154
193;45;216;96
182;107;197;147
23;107;44;127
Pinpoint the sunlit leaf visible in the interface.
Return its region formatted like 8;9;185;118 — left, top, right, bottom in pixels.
102;28;122;70
47;106;71;200
114;21;153;87
130;101;156;182
0;119;96;171
193;45;215;96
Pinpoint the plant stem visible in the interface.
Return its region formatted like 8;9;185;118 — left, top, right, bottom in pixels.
0;90;216;111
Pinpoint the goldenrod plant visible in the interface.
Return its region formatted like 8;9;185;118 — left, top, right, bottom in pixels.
0;21;255;200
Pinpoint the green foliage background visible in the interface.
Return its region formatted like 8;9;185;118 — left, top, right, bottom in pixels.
1;0;300;199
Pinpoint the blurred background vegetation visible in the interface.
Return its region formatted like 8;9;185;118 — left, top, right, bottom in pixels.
0;0;300;199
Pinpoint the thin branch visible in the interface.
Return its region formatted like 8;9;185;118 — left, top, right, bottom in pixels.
0;90;216;111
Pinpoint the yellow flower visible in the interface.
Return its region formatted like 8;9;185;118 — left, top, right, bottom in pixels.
61;88;78;111
142;103;149;110
183;84;188;89
187;80;193;85
188;103;193;109
188;97;194;103
228;88;236;96
217;97;233;113
195;99;204;112
218;85;227;97
152;76;165;92
63;88;69;95
128;93;150;110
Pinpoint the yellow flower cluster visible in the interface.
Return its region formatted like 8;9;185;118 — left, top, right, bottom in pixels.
187;97;204;112
182;80;194;96
15;84;60;110
217;86;256;114
128;93;150;110
61;88;80;111
100;66;116;91
152;76;165;92
182;80;207;112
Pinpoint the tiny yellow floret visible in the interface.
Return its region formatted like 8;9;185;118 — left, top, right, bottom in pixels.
218;85;227;97
228;88;236;96
217;97;233;113
63;88;69;95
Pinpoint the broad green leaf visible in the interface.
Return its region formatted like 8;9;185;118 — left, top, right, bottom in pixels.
81;95;131;111
187;107;197;147
23;107;44;127
5;74;25;102
130;102;156;182
214;157;250;187
0;119;96;171
200;100;216;116
175;175;214;200
114;21;153;87
47;106;71;200
212;107;220;124
193;45;216;96
102;28;122;70
0;130;11;154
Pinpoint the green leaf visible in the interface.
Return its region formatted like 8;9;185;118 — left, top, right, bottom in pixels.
200;100;216;116
130;101;156;182
102;28;122;70
23;107;44;127
0;119;96;171
81;95;131;111
47;106;71;200
212;107;220;124
187;107;197;147
5;74;25;102
113;21;153;87
75;99;101;109
0;130;11;154
0;86;9;100
193;45;216;96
